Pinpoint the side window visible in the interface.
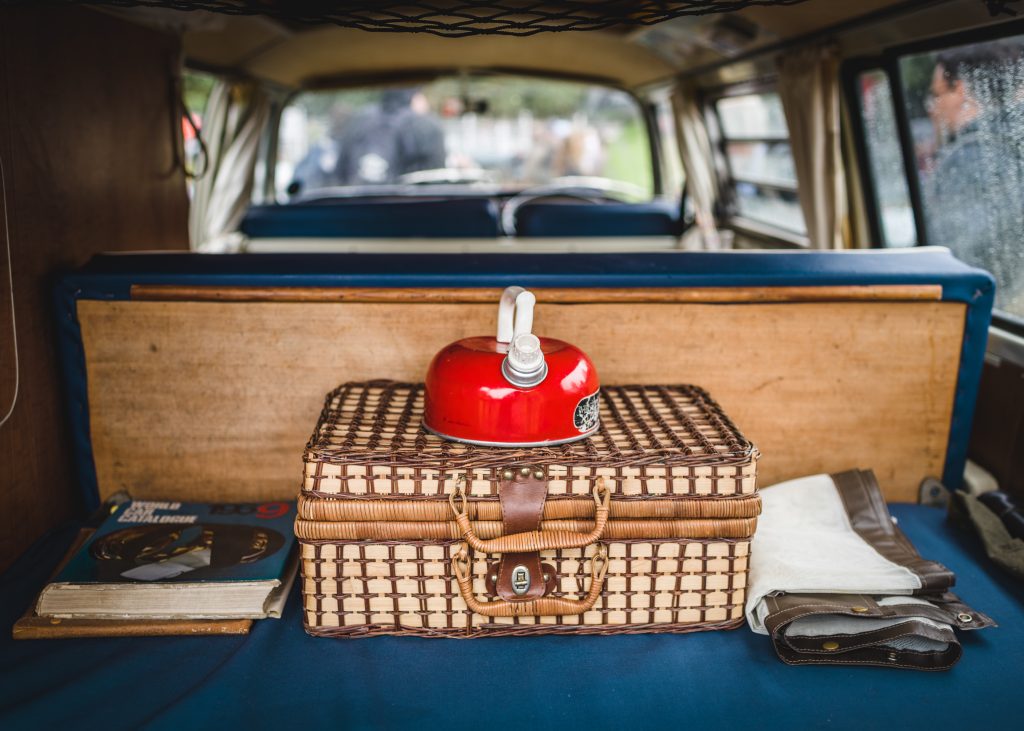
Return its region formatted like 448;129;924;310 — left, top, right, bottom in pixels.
182;69;217;188
853;69;918;247
709;90;806;239
896;35;1024;319
651;89;685;202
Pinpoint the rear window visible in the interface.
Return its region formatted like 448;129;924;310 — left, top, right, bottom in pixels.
275;74;653;201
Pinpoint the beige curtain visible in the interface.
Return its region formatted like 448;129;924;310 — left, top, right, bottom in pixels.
188;81;271;251
671;82;721;248
776;44;849;249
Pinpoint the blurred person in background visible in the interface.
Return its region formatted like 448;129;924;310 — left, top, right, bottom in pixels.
290;88;445;192
924;41;1024;311
334;88;446;185
289;103;351;192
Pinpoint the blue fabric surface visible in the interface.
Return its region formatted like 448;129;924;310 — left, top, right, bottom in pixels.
2;504;1020;731
240;200;501;238
54;248;995;509
515;200;680;237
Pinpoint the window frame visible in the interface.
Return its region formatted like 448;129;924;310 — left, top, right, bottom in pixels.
641;82;688;213
179;66;223;190
702;78;809;247
842;18;1024;335
266;70;665;204
840;56;925;250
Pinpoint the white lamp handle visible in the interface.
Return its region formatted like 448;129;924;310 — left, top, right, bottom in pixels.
496;286;536;343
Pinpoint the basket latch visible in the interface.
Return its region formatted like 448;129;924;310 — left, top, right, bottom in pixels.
494;465;549;602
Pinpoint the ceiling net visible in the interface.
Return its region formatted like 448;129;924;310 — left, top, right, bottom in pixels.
45;1;812;37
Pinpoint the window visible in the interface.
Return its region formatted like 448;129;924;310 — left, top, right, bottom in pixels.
894;33;1024;319
182;70;216;185
853;69;917;247
274;74;653;201
710;90;806;238
651;88;685;202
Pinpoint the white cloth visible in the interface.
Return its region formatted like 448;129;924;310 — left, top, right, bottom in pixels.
746;473;921;633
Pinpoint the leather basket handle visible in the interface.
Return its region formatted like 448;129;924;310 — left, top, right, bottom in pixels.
449;476;611;554
452;543;608;617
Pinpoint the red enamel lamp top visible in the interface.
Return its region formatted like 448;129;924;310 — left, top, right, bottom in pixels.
423;287;600;447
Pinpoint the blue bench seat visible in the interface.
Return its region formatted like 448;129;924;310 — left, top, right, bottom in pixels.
240;199;501;238
1;504;1020;730
515;199;681;237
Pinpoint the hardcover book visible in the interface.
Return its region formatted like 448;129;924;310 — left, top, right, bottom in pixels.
36;500;298;620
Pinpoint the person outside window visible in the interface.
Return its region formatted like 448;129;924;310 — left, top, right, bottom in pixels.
290;88;446;192
924;42;1024;312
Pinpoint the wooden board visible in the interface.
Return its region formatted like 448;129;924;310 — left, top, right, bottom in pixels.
130;284;944;304
78;299;966;503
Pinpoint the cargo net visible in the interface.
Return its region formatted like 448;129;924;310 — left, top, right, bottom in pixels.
68;0;812;37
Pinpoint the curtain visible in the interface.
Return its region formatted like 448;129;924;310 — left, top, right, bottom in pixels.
776;44;848;249
671;82;722;249
188;81;271;251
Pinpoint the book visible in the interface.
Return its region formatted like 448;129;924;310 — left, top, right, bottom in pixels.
14;528;254;639
35;500;298;620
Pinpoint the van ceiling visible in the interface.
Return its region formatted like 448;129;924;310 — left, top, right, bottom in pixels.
103;0;918;88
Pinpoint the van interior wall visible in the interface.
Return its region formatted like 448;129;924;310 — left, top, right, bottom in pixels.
0;7;189;571
76;294;963;506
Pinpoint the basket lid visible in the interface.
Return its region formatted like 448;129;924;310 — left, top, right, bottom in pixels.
305;380;756;472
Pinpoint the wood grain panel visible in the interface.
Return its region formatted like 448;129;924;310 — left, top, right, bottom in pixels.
78;299;965;503
130;284;943;304
0;8;189;570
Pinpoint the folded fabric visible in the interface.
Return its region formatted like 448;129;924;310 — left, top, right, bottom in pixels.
746;469;993;670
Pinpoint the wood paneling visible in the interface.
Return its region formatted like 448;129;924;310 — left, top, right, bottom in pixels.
79;299;965;504
0;7;189;570
130;284;944;304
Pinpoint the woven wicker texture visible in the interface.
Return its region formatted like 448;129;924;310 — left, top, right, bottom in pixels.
302;538;749;637
303;381;758;498
299;381;757;637
43;1;811;37
297;493;762;521
295;517;758;541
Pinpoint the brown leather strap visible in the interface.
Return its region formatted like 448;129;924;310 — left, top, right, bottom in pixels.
496;469;549;601
499;470;548;534
448;478;611;553
775;618;962;671
831;469;956;593
761;591;993;671
763;592;993;635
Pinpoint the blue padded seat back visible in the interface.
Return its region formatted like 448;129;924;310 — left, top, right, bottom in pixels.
240;199;500;238
515;199;680;237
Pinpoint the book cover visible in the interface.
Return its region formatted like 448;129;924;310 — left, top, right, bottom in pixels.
52;500;296;585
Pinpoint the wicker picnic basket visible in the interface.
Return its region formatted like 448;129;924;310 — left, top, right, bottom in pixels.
297;380;759;637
